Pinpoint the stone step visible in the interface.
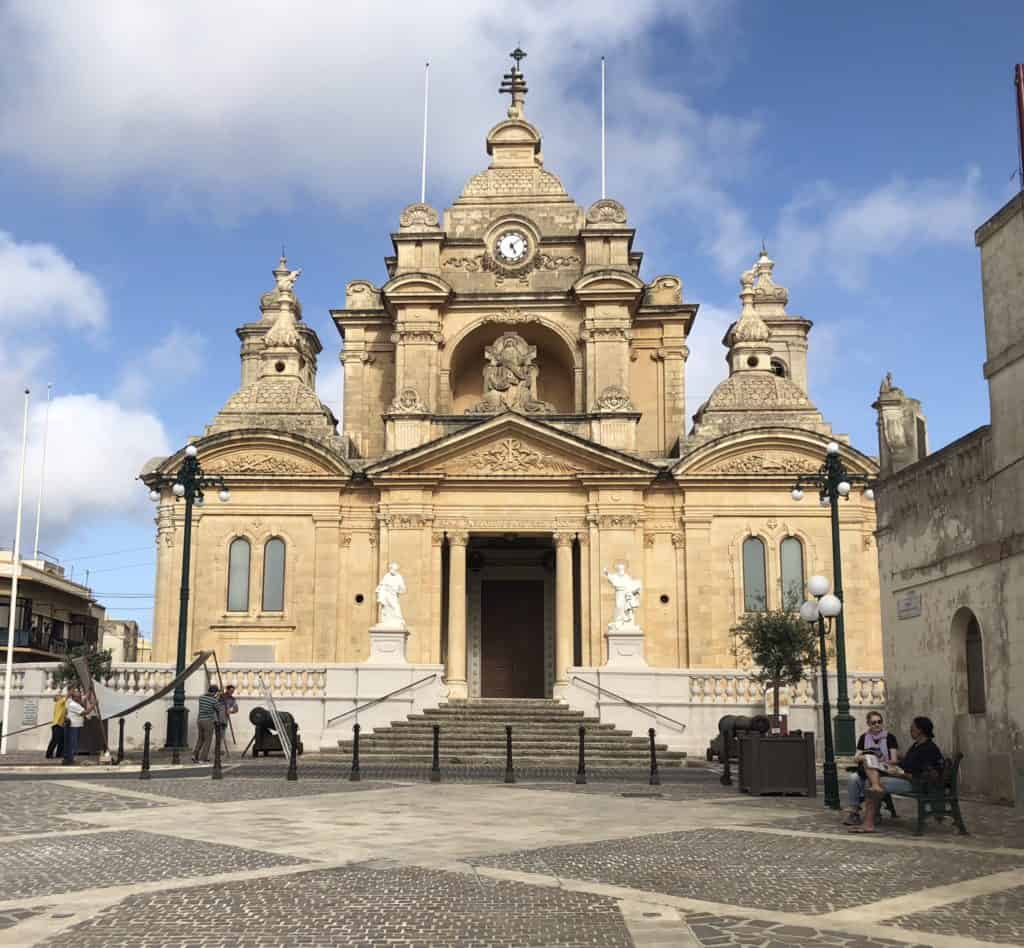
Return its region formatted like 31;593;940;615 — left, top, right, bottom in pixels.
384;721;624;733
340;740;664;754
346;752;686;767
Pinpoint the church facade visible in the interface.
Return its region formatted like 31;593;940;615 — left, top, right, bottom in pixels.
143;59;882;717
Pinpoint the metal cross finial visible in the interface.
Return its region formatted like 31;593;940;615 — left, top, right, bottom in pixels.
510;47;527;73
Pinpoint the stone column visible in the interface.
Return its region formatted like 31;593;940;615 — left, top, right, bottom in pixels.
577;535;591;665
554;531;574;691
430;531;444;665
446;531;468;699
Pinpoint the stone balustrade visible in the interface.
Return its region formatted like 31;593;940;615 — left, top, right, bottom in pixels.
217;665;328;698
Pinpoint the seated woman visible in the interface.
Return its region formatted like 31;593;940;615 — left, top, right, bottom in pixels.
850;716;943;834
843;712;899;826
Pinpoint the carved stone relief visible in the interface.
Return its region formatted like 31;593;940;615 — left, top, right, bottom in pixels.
441;438;583;476
593;385;636;413
705;453;821;475
586;199;628;225
466;332;555;414
204;453;323;475
388;388;428;414
399;203;440;228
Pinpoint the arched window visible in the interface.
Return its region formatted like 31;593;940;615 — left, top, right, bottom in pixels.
227;538;251;612
966;615;986;714
780;537;805;611
742;537;767;612
262;538;286;612
770;358;788;378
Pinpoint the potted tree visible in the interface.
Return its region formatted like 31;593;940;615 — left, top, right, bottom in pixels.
732;610;819;795
52;646;113;756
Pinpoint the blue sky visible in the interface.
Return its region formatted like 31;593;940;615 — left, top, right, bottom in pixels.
1;2;1021;637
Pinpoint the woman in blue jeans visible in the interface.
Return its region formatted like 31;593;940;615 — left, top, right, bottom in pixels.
851;716;944;834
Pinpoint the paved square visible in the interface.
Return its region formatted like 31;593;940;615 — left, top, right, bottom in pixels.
1;765;1023;947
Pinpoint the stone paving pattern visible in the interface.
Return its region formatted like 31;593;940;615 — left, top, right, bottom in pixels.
683;913;934;947
81;775;396;804
0;782;166;836
472;828;1024;914
0;907;49;930
884;884;1024;944
38;864;633;948
0;830;304;900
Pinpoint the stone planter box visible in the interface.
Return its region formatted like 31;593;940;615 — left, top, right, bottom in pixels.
737;732;816;796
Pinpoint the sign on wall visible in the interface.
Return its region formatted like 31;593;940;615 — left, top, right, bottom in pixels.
21;699;39;727
896;590;922;620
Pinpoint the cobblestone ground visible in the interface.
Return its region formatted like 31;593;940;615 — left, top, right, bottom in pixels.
471;827;1024;914
36;865;632;948
0;781;166;836
884;884;1024;944
0;765;1022;947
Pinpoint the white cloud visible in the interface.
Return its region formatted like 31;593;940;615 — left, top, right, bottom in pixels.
115;329;206;405
316;352;344;422
775;168;987;290
0;230;107;330
0;2;754;269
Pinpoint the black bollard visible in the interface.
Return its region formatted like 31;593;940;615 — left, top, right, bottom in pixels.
648;728;661;786
212;723;224;780
504;724;515;784
350;722;361;782
286;721;299;782
430;723;441;783
576;725;587;785
117;718;126;765
140;722;152;780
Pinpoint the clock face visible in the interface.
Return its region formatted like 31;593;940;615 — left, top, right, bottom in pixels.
495;231;529;263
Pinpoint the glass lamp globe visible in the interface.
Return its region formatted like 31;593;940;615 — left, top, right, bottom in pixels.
837;481;851;496
864;488;875;501
819;593;843;617
185;444;198;458
148;489;160;502
808;575;830;597
791;488;804;501
826;442;840;455
218;489;231;503
172;482;186;498
799;600;820;624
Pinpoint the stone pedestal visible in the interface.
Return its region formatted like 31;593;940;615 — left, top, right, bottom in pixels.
604;624;648;666
367;624;410;664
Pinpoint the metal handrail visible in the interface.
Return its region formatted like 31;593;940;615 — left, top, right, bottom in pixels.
571;675;687;731
325;673;438;726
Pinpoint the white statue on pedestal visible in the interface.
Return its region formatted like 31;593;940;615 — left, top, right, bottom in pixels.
603;563;642;628
375;562;406;628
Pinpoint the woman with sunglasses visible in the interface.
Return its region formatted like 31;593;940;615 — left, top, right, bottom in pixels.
843;712;899;826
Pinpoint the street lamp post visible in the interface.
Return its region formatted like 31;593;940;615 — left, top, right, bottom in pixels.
148;444;229;762
800;576;843;810
790;441;874;756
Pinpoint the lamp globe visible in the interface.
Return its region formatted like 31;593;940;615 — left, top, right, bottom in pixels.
808;575;830;597
819;593;842;618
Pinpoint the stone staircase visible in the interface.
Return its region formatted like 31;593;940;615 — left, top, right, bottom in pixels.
336;698;687;769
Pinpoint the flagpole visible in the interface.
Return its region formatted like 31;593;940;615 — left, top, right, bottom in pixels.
420;61;430;204
601;56;606;199
2;389;31;755
32;383;53;561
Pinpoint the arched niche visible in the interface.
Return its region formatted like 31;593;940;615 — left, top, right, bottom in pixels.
447;320;577;414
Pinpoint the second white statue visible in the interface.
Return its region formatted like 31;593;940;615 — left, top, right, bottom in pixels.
375;562;407;628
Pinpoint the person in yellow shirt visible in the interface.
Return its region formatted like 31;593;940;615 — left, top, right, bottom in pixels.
46;691;68;759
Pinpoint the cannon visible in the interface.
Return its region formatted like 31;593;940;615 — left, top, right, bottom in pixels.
711;714;770;785
249;707;303;758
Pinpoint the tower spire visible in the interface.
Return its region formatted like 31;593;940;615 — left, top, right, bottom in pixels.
499;47;529;119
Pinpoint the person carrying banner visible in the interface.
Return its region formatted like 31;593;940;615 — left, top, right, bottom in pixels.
62;688;86;766
46;690;67;759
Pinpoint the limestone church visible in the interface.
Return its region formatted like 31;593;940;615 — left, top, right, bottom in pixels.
143;56;882;704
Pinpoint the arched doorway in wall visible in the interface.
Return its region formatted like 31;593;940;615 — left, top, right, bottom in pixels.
951;606;987;716
447;321;577;415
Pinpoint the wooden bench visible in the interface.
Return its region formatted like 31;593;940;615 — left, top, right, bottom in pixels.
889;752;969;836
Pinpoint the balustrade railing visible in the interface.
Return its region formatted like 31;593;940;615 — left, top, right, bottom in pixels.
218;666;327;698
682;669;883;707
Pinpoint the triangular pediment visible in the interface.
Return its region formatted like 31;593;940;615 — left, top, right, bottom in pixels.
366;414;657;479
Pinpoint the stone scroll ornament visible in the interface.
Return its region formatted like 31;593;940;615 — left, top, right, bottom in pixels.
375;563;406;628
603;563;642;629
466;332;555;414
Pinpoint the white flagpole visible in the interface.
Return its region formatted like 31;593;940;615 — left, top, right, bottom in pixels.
32;383;53;561
420;61;430;204
601;56;606;199
2;389;31;755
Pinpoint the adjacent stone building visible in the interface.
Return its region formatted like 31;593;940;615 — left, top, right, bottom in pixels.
873;192;1024;804
142;58;882;729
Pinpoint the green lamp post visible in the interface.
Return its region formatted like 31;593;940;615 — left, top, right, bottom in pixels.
790;441;875;757
148;444;229;762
